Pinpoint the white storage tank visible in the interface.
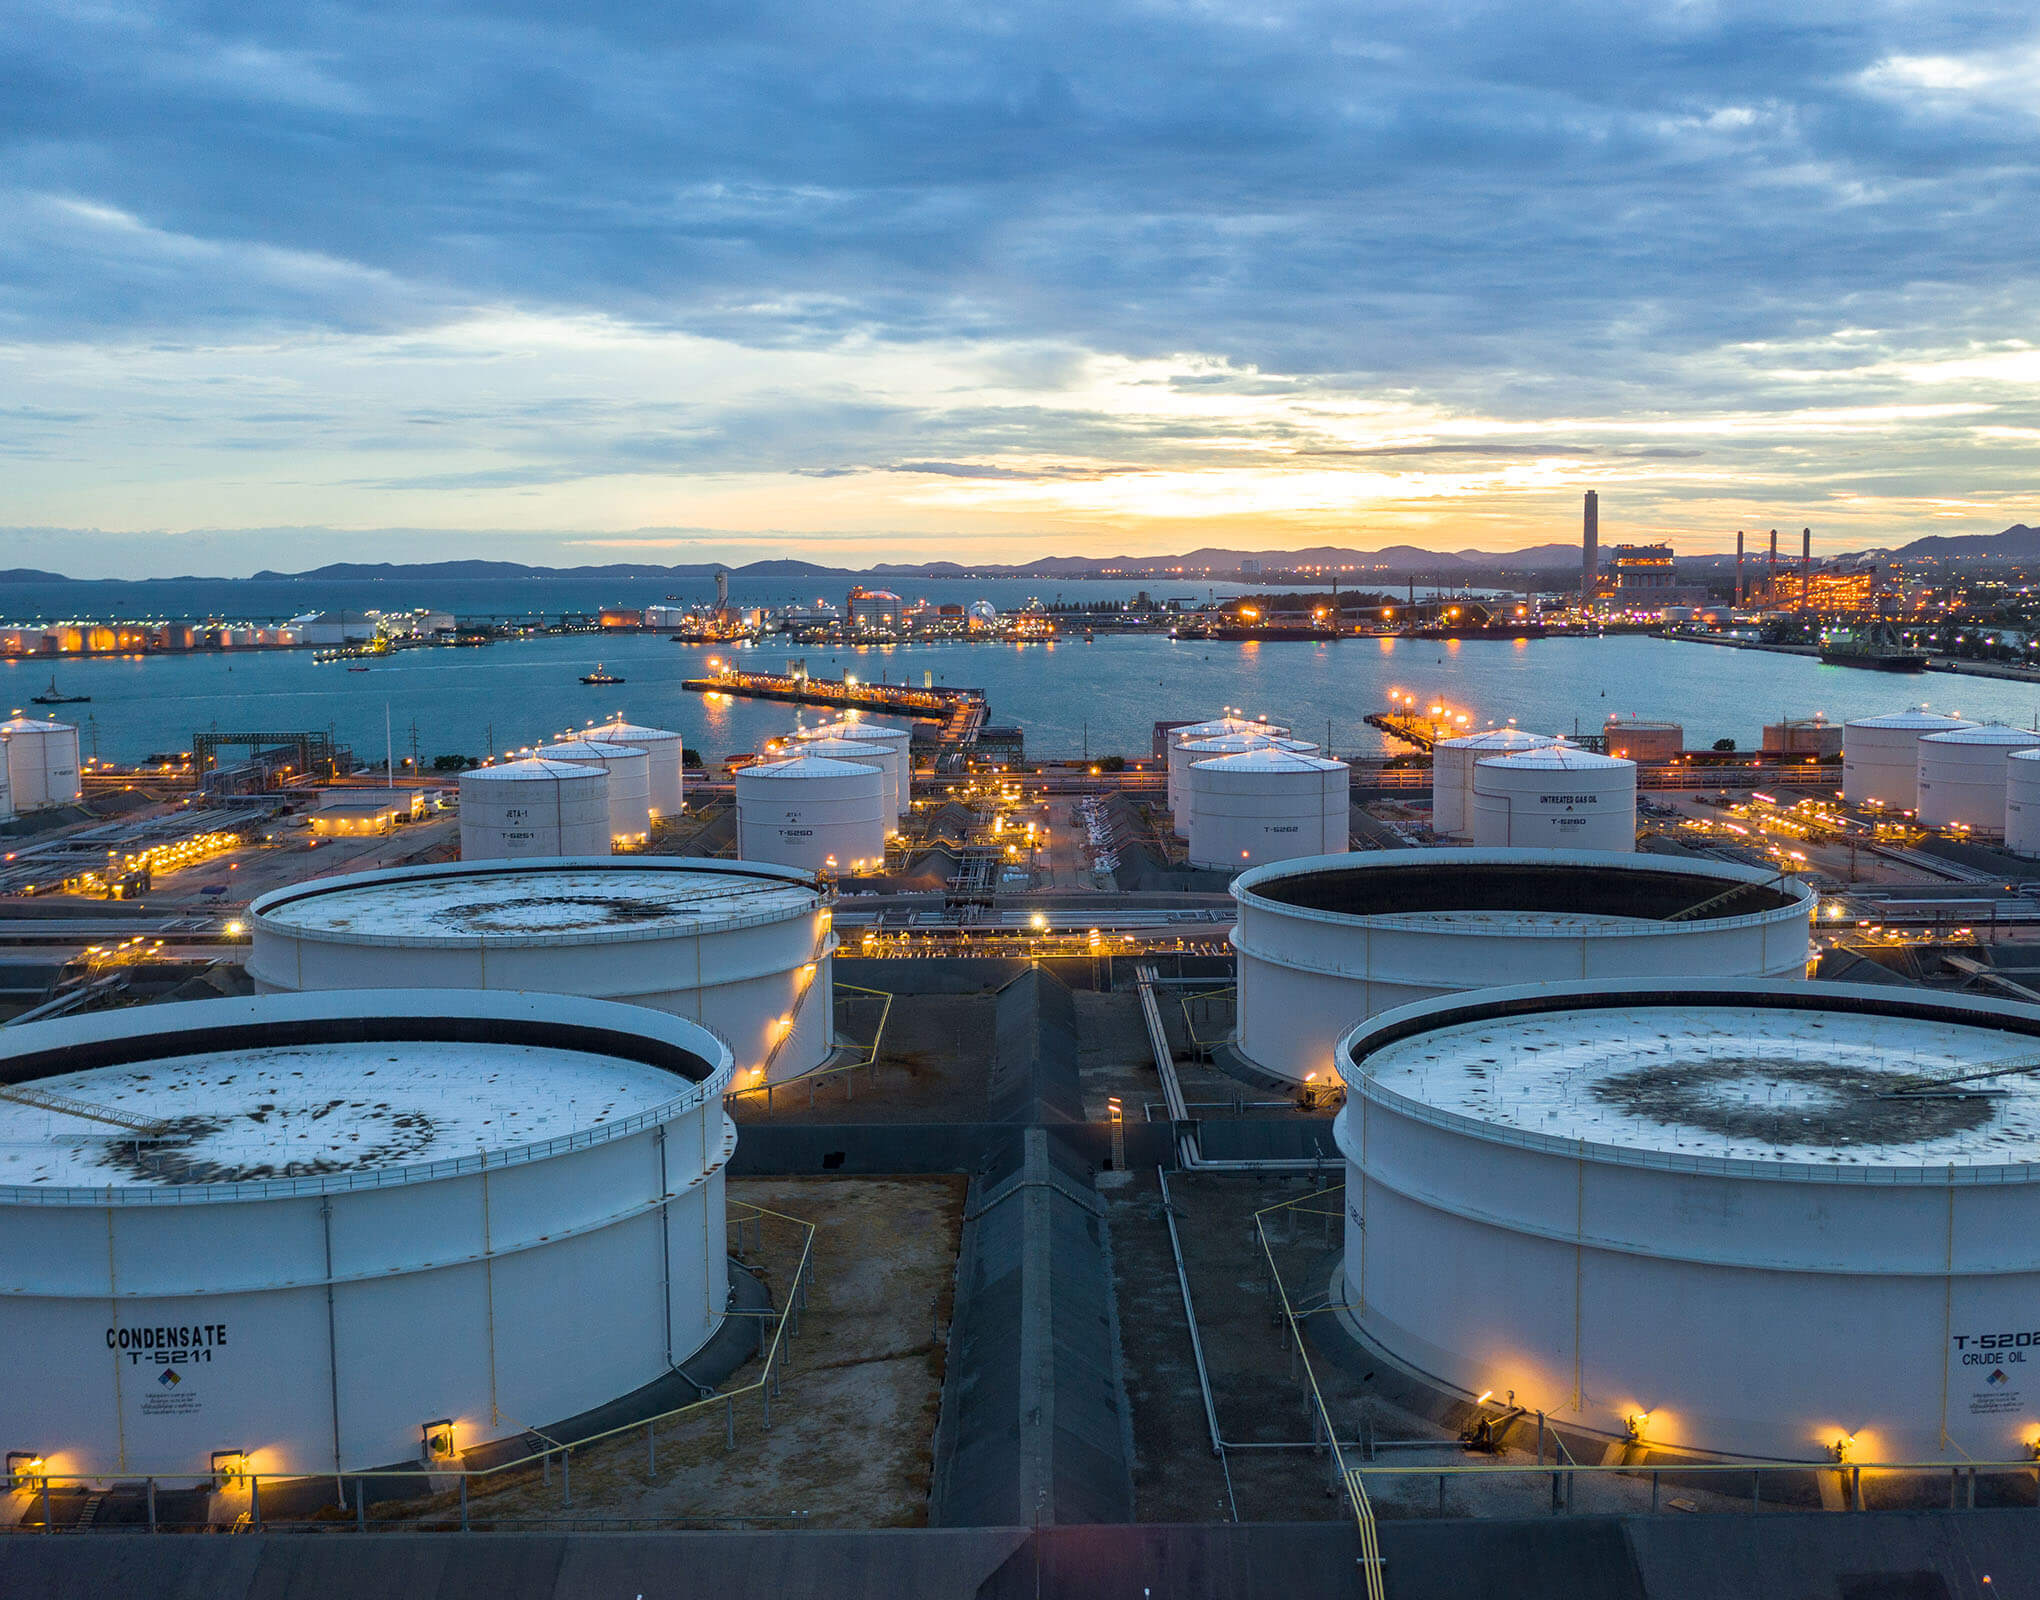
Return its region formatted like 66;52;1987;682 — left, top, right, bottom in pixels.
1335;979;2040;1463
2007;750;2040;856
587;717;686;819
534;738;652;845
1471;746;1637;852
736;755;886;874
0;989;734;1477
1185;749;1348;869
792;736;898;827
796;718;913;820
1600;716;1683;763
459;757;610;860
249;857;836;1084
1843;708;1976;810
1230;849;1814;1085
1916;724;2040;833
1167;732;1316;830
1429;728;1559;838
1;715;82;810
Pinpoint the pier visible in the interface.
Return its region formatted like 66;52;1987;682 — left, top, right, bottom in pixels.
684;667;989;744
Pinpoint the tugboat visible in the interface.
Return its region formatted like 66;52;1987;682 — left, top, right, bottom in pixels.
1819;621;1928;673
30;675;89;705
580;662;625;685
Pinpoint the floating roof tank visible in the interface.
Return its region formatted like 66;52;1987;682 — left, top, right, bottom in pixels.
0;989;734;1476
1336;980;2040;1462
1471;746;1637;853
1229;849;1814;1085
533;738;652;845
1843;709;1977;810
458;757;610;860
1185;748;1348;869
735;755;886;874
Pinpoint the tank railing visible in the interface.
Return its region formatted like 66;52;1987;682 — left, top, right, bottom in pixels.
0;1203;818;1534
1175;985;1236;1062
722;981;894;1112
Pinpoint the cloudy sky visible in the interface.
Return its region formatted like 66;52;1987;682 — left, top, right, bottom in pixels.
2;0;2036;576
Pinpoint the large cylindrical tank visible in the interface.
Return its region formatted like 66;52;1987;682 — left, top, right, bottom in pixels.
1916;724;2040;832
534;738;652;845
1;716;82;810
1600;716;1683;763
1471;747;1637;852
587;717;685;819
1230;849;1814;1084
791;737;897;825
250;857;837;1084
795;718;913;819
0;989;734;1477
1167;732;1316;830
458;757;610;860
1336;979;2040;1463
2007;750;2040;856
1185;749;1347;869
1429;728;1559;838
1843;709;1977;810
736;755;886;873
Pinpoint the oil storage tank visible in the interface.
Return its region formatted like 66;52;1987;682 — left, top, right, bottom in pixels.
1;716;82;810
1843;708;1976;810
1916;724;2040;832
248;856;837;1083
1167;732;1316;831
1185;749;1348;868
790;736;898;827
1471;746;1636;852
1335;979;2040;1462
459;757;609;860
1429;728;1559;839
736;755;885;873
0;989;734;1477
534;737;652;845
2007;750;2040;856
1230;849;1813;1084
587;717;685;819
795;719;913;820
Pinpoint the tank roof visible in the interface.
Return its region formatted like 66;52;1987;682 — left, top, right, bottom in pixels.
798;717;908;740
1235;849;1809;925
534;739;645;758
1172;716;1287;740
1845;709;1977;730
1192;749;1345;773
741;755;882;780
1348;987;2040;1172
0;717;73;734
586;719;680;740
1435;728;1557;750
251;858;821;944
793;737;887;756
1475;746;1633;772
1178;733;1315;754
1921;724;2040;746
462;757;606;782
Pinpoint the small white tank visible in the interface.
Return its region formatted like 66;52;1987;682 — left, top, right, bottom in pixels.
535;738;653;844
2007;751;2040;856
793;736;898;825
1185;749;1348;868
736;755;886;873
1472;746;1637;852
459;757;610;859
796;718;913;819
1917;724;2040;832
586;717;685;818
1843;709;1977;810
1600;716;1683;763
1168;732;1317;829
1429;728;1559;838
0;716;82;811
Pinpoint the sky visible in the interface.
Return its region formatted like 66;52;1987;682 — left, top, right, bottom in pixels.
2;0;2037;577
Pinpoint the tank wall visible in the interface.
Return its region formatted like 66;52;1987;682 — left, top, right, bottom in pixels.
1430;745;1469;837
6;725;83;809
1918;742;2036;831
736;772;886;871
2008;763;2040;855
459;772;610;860
0;1105;731;1474
1471;770;1636;852
1843;725;1933;808
1338;1096;2040;1461
1186;771;1348;869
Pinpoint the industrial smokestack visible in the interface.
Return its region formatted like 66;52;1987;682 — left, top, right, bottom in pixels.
1768;529;1778;598
1800;528;1811;613
1582;491;1599;602
1735;530;1745;607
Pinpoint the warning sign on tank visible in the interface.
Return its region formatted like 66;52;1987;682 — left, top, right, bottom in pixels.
1952;1329;2031;1415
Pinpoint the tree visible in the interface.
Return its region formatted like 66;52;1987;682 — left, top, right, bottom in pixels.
1712;738;1736;752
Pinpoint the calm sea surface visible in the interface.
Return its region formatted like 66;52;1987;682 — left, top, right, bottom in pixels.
11;620;2039;770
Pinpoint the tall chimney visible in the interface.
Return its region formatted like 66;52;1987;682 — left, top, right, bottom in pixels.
1768;528;1778;599
1735;530;1745;607
1800;527;1811;613
1582;491;1599;603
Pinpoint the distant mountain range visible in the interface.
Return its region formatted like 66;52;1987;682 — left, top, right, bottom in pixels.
1;523;2033;585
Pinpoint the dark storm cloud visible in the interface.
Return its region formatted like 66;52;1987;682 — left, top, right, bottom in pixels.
3;0;2037;403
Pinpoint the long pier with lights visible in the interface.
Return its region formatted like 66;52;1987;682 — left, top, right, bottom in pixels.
684;665;988;741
